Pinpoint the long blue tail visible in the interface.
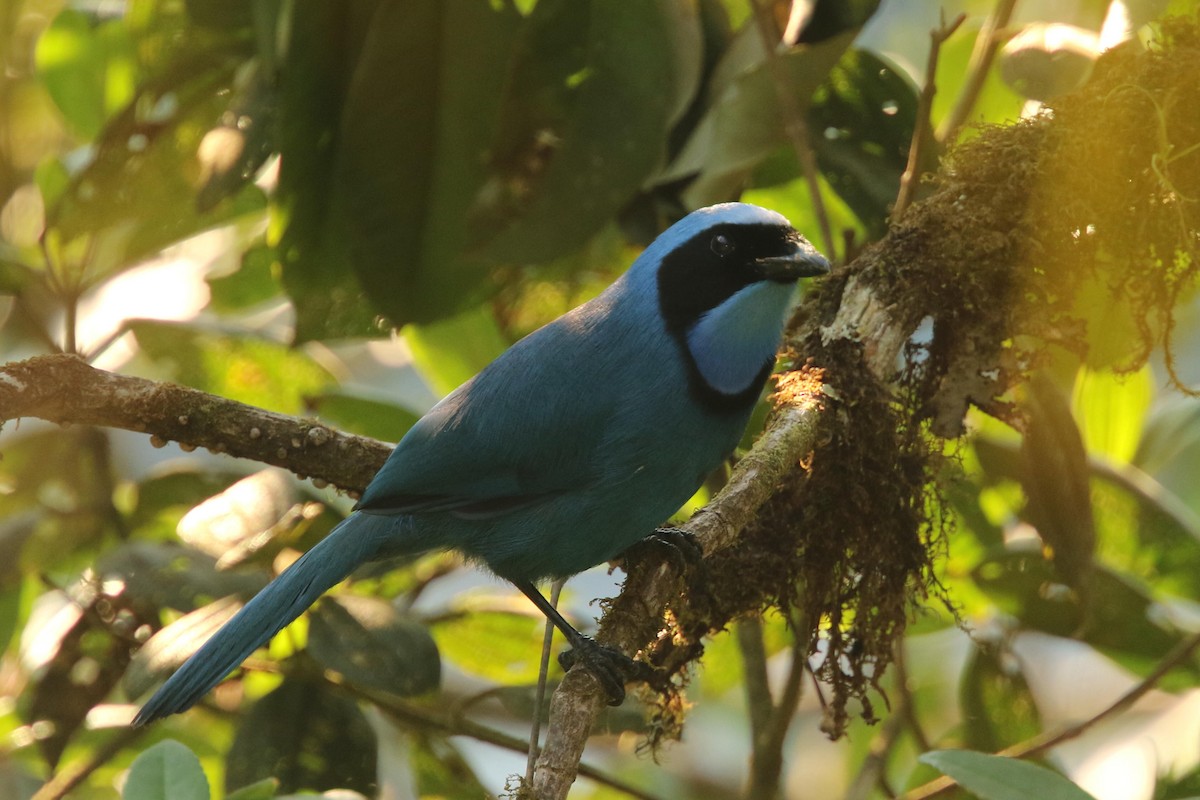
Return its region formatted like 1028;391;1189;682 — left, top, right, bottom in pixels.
133;513;400;725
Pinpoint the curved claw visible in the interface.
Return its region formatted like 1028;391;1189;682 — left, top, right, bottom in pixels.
559;636;657;706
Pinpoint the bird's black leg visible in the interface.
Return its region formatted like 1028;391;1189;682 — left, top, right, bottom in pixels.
514;581;653;706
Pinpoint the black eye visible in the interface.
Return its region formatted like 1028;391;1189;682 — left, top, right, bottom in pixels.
710;234;736;256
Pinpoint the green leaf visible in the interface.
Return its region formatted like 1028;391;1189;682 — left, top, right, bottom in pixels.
307;595;441;696
306;391;421;443
430;608;546;684
919;750;1097;800
36;10;137;139
475;0;703;265
332;0;524;326
807;48;927;238
225;677;376;795
275;0;381;341
972;554;1184;661
45;46;266;285
403;306;509;396
123;740;210;800
207;242;281;312
129;320;333;412
660;27;857;207
225;777;278;800
1072;364;1152;463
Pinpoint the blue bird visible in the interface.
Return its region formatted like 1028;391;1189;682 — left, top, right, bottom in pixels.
132;202;829;724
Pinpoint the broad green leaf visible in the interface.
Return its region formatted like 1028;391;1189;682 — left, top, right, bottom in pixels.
129;320;333;412
225;677;376;795
275;0;381;341
98;539;267;611
430;609;546;684
36;10;137;139
333;0;523;325
920;750;1097;800
123;740;210;800
1072;364;1152;463
308;595;440;696
660;27;857;207
403;306;509;396
476;0;703;265
207;242;281;312
175;469;297;559
45;47;267;286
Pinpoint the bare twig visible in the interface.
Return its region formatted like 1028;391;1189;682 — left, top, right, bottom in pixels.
936;0;1018;144
747;627;808;800
0;354;389;494
350;686;664;800
526;579;565;786
844;701;907;800
901;630;1200;800
750;0;836;258
894;13;967;218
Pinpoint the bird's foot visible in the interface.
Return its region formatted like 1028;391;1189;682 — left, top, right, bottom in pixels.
622;526;704;574
558;636;658;706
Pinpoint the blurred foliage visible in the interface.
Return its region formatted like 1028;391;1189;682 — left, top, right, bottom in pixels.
0;0;1198;799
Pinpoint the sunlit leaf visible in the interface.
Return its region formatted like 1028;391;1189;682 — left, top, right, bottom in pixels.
305;391;421;443
1072;364;1152;463
430;609;545;684
176;469;297;559
35;10;137;139
403;306;509;396
123;739;210;800
129;320;333;412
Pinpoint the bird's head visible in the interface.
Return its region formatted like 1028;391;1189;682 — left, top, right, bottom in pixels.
642;202;830;409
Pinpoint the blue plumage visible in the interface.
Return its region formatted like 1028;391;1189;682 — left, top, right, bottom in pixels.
133;202;828;723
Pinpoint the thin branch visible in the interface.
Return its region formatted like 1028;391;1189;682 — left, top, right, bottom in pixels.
350;687;664;800
893;640;932;754
526;579;564;786
894;13;966;219
738;617;776;799
748;627;807;800
0;354;389;494
749;0;836;259
843;701;907;800
901;630;1200;800
936;0;1018;144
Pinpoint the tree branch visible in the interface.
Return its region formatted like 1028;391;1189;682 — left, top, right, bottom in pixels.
0;354;390;494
